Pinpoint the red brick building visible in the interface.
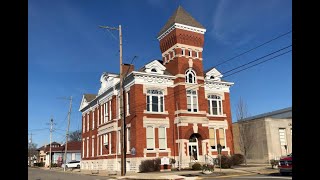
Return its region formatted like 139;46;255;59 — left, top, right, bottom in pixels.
79;6;234;172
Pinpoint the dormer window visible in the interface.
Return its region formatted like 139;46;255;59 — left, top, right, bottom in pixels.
185;69;196;84
151;68;157;72
210;75;215;80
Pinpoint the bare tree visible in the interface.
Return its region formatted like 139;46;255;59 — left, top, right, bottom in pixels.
236;97;254;166
68;130;82;142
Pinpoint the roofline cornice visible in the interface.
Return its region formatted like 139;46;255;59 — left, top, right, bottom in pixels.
157;23;206;41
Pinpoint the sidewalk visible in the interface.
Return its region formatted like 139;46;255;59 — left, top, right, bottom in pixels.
38;164;278;180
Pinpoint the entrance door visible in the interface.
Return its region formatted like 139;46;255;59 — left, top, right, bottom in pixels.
189;143;198;160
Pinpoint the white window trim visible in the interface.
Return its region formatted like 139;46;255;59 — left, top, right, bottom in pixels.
146;126;155;150
187;90;198;112
188;49;192;57
92;138;94;157
158;127;167;150
109;100;112;120
103;134;108;145
208;95;223;116
127;128;130;153
96;136;99;156
196;51;199;58
109;133;112;154
86;138;89;157
182;48;185;56
118;96;121;119
92;110;95;130
82;139;85;158
82;116;85;133
173;49;176;58
185;69;196;84
209;128;217;151
100;105;102;125
126;92;130;116
146;90;165;113
87;114;89;132
118;130;121;154
100;135;102;155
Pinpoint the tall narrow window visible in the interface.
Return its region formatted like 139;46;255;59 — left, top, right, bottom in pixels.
109;100;112;120
118;130;121;154
100;135;102;155
181;48;185;56
146;90;164;112
127;128;131;152
103;134;108;146
82;139;85;158
218;128;226;149
87;114;89;132
96;137;99;156
209;128;216;150
279;128;287;155
92;138;94;157
104;103;108;123
158;127;167;150
82;116;85;133
208;95;223;115
168;53;171;60
86;138;89;157
146;126;155;150
188;49;192;57
185;69;196;84
92;110;95;130
118;96;121;119
187;90;198;112
126;92;130;116
100;105;103;124
196;51;199;58
109;133;112;154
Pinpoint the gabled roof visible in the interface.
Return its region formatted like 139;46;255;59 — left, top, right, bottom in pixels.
138;59;173;76
158;5;205;37
43;141;81;153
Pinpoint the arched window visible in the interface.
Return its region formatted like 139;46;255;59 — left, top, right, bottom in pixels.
151;68;157;72
207;95;223;115
185;69;196;84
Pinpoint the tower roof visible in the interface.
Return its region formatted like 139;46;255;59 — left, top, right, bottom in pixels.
158;6;205;37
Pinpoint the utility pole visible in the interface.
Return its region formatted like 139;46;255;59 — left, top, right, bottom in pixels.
99;24;126;176
28;133;33;167
63;96;73;171
49;118;53;169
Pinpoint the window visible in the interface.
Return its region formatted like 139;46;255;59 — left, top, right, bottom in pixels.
158;127;167;150
127;128;131;152
208;95;223;115
151;68;157;72
100;105;103;124
92;110;95;130
187;90;198;112
185;69;196;84
100;136;102;155
218;128;226;149
173;49;175;57
103;134;108;145
109;133;112;154
209;128;216;150
118;96;121;119
109;100;112;120
82;140;85;158
86;139;89;157
181;48;185;56
146;126;155;150
98;107;100;126
92;138;94;157
126;92;130;116
146;90;164;112
188;49;192;57
82;116;85;133
210;75;215;79
118;130;121;154
196;51;199;58
87;114;89;132
279;128;287;146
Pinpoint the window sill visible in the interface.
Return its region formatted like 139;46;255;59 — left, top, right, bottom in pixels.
207;114;226;117
144;110;169;115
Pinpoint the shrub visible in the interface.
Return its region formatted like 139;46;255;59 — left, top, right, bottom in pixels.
270;159;279;169
202;164;214;172
231;154;245;165
170;158;176;164
192;163;202;170
217;155;233;169
139;158;161;172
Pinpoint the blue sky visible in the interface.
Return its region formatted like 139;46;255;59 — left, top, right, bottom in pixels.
28;0;292;147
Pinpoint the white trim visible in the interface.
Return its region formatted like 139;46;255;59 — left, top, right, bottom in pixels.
143;116;170;128
158;127;167;150
157;23;206;41
146;126;155;150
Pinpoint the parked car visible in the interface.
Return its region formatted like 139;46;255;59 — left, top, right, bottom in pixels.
278;153;292;175
62;160;81;169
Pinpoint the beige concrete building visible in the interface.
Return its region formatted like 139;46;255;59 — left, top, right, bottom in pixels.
233;107;292;164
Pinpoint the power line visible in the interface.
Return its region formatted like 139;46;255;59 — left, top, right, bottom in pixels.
223;50;292;78
210;30;292;69
222;44;292;75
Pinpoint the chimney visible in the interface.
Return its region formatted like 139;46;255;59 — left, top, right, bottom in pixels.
121;63;134;78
